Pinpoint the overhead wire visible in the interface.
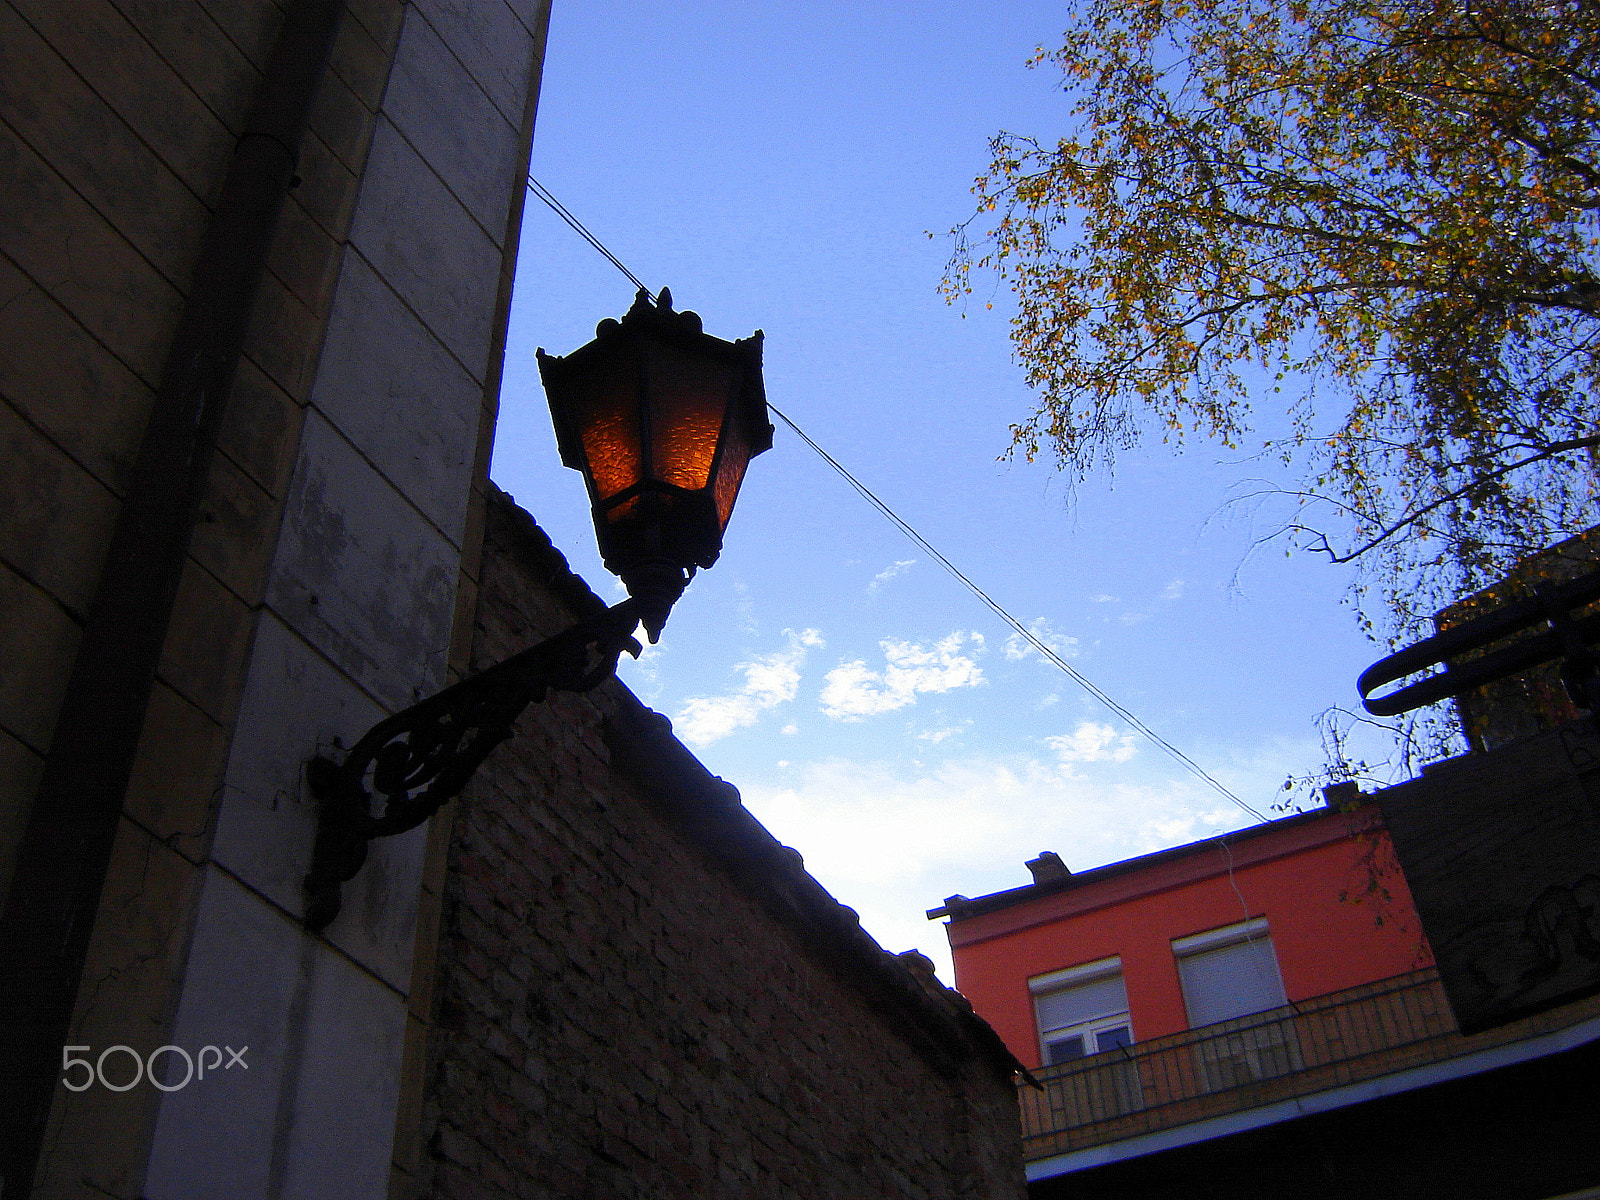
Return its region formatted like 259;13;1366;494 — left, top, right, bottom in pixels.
524;175;1270;825
767;405;1268;823
528;175;656;300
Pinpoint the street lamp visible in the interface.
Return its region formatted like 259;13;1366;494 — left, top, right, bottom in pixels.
540;287;771;640
303;290;771;931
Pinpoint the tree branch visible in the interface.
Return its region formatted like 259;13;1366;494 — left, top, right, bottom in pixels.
1308;434;1600;564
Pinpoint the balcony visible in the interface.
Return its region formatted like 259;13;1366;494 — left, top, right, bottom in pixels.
1020;967;1600;1162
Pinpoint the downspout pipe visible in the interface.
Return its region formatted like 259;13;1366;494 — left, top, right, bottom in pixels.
0;4;342;1194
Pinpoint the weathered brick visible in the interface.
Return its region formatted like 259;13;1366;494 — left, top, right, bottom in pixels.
411;489;1027;1199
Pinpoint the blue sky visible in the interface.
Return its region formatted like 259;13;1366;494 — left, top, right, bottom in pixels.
489;0;1390;979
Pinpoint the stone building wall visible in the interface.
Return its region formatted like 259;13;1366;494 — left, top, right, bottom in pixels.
0;3;552;1196
1;0;383;947
404;487;1028;1200
3;4;415;1192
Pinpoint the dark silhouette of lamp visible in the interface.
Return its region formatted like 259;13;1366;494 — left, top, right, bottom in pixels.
303;290;770;931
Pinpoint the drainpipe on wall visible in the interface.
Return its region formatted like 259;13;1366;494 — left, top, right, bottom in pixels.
0;4;342;1194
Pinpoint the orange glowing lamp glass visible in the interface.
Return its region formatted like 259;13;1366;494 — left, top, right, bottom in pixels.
537;289;771;636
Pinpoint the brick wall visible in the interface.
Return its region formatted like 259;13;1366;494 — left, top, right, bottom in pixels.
405;487;1026;1199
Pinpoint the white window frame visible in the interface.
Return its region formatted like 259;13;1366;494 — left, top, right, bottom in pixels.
1030;956;1143;1119
1173;918;1303;1090
1172;917;1289;1027
1043;1015;1134;1063
1029;956;1133;1067
1171;916;1273;957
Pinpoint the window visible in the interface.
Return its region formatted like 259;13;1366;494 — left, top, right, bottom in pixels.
1030;957;1142;1120
1173;919;1302;1090
1173;918;1288;1027
1031;957;1132;1066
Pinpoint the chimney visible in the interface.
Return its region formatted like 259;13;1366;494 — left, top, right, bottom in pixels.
1320;780;1361;809
1026;851;1071;884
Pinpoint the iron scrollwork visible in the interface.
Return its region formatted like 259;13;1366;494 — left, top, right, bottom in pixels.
302;600;645;931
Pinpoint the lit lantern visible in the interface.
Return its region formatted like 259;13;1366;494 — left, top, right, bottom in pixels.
300;292;772;931
537;288;772;638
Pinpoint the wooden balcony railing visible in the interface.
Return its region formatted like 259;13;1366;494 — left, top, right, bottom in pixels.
1020;967;1600;1162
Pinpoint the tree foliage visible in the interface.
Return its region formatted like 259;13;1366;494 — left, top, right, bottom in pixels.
946;0;1600;639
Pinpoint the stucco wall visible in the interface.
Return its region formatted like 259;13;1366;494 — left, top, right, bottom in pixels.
946;813;1432;1069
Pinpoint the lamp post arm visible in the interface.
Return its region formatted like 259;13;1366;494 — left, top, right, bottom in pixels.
303;600;645;931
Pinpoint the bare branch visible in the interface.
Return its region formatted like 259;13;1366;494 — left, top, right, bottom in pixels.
1294;435;1600;564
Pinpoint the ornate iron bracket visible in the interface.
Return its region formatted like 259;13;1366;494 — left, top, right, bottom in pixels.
1358;565;1600;719
302;600;646;931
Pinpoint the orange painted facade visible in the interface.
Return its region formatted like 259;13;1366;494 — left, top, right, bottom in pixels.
939;806;1432;1071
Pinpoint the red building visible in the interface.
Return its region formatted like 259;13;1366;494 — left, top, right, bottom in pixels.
931;793;1600;1198
939;802;1424;1069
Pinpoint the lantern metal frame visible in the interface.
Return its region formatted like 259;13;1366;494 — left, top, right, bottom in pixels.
538;287;771;639
302;291;769;932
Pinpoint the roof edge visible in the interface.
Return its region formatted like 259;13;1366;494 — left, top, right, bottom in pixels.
481;484;1027;1084
928;804;1355;923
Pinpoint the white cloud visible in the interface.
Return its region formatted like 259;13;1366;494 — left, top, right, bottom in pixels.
1047;721;1137;763
1004;617;1079;662
624;639;665;693
675;699;757;747
917;722;970;745
817;661;884;718
1089;593;1118;604
867;559;916;594
1108;578;1186;628
733;579;758;636
819;632;985;720
737;741;1301;982
675;628;824;746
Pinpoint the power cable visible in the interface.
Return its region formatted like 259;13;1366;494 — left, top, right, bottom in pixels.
767;404;1268;823
524;175;1270;824
528;175;656;300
